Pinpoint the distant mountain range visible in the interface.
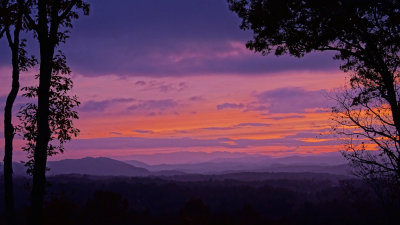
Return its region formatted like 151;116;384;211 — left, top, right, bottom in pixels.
125;153;350;175
0;154;352;178
126;160;351;175
1;157;151;177
122;151;346;165
47;157;150;176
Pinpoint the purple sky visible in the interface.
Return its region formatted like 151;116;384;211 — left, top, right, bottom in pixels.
0;0;351;163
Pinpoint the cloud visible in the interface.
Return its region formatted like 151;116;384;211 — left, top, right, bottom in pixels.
127;99;178;111
66;132;340;151
136;80;188;93
66;137;241;150
135;81;146;86
217;103;244;110
202;127;235;131
249;87;331;113
202;122;271;131
189;96;205;101
234;137;339;148
264;115;306;120
134;130;154;134
157;82;187;93
237;123;271;127
80;98;135;112
0;0;339;77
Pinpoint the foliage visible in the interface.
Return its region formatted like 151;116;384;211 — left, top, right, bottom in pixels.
23;0;90;46
17;51;80;174
0;0;37;71
228;0;400;183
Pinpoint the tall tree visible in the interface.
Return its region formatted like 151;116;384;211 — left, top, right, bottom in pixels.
17;51;80;175
22;1;89;224
227;0;400;183
0;1;35;224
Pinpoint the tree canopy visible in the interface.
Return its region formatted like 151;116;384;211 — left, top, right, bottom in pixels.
17;51;80;175
228;0;400;183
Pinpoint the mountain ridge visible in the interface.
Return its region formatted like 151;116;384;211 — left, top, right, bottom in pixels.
0;155;351;177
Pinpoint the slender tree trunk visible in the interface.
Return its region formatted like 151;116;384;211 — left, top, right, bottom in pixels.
3;48;19;225
3;5;22;224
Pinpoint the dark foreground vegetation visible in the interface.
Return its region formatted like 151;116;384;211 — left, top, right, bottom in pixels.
0;173;398;225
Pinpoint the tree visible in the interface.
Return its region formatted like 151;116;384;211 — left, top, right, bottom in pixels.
17;51;80;174
330;78;400;221
22;1;89;224
0;1;35;224
227;0;400;184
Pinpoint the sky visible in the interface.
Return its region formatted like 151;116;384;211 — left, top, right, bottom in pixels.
0;0;349;164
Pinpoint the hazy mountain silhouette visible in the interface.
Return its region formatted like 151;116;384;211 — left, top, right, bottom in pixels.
0;154;351;177
46;157;150;176
125;161;350;175
125;151;346;164
125;152;350;175
124;151;256;165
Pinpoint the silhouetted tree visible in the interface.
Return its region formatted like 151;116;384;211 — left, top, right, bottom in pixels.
17;51;80;174
0;1;35;224
21;1;89;224
330;87;400;188
228;0;400;187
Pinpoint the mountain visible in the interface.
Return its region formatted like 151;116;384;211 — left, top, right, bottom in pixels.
123;151;346;165
47;157;150;176
125;161;351;175
124;151;262;165
125;152;350;175
125;159;152;170
0;154;351;178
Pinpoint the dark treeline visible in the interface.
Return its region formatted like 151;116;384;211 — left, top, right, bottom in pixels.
0;174;398;225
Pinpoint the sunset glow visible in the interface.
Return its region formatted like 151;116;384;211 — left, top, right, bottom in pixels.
0;0;349;163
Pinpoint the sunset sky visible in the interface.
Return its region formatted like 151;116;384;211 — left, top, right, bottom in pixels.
0;0;349;163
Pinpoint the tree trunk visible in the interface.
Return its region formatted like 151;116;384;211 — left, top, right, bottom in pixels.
30;47;53;225
30;1;54;223
3;5;22;224
3;45;19;225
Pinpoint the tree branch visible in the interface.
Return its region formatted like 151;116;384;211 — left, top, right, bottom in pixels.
0;27;6;38
23;9;37;30
57;0;77;22
5;27;14;47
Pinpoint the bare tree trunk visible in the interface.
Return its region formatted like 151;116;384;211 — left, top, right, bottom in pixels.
30;47;53;225
3;5;22;224
3;49;19;225
29;1;53;224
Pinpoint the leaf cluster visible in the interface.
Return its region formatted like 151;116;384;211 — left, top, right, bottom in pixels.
23;0;90;46
16;51;80;174
228;0;400;86
0;0;37;69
